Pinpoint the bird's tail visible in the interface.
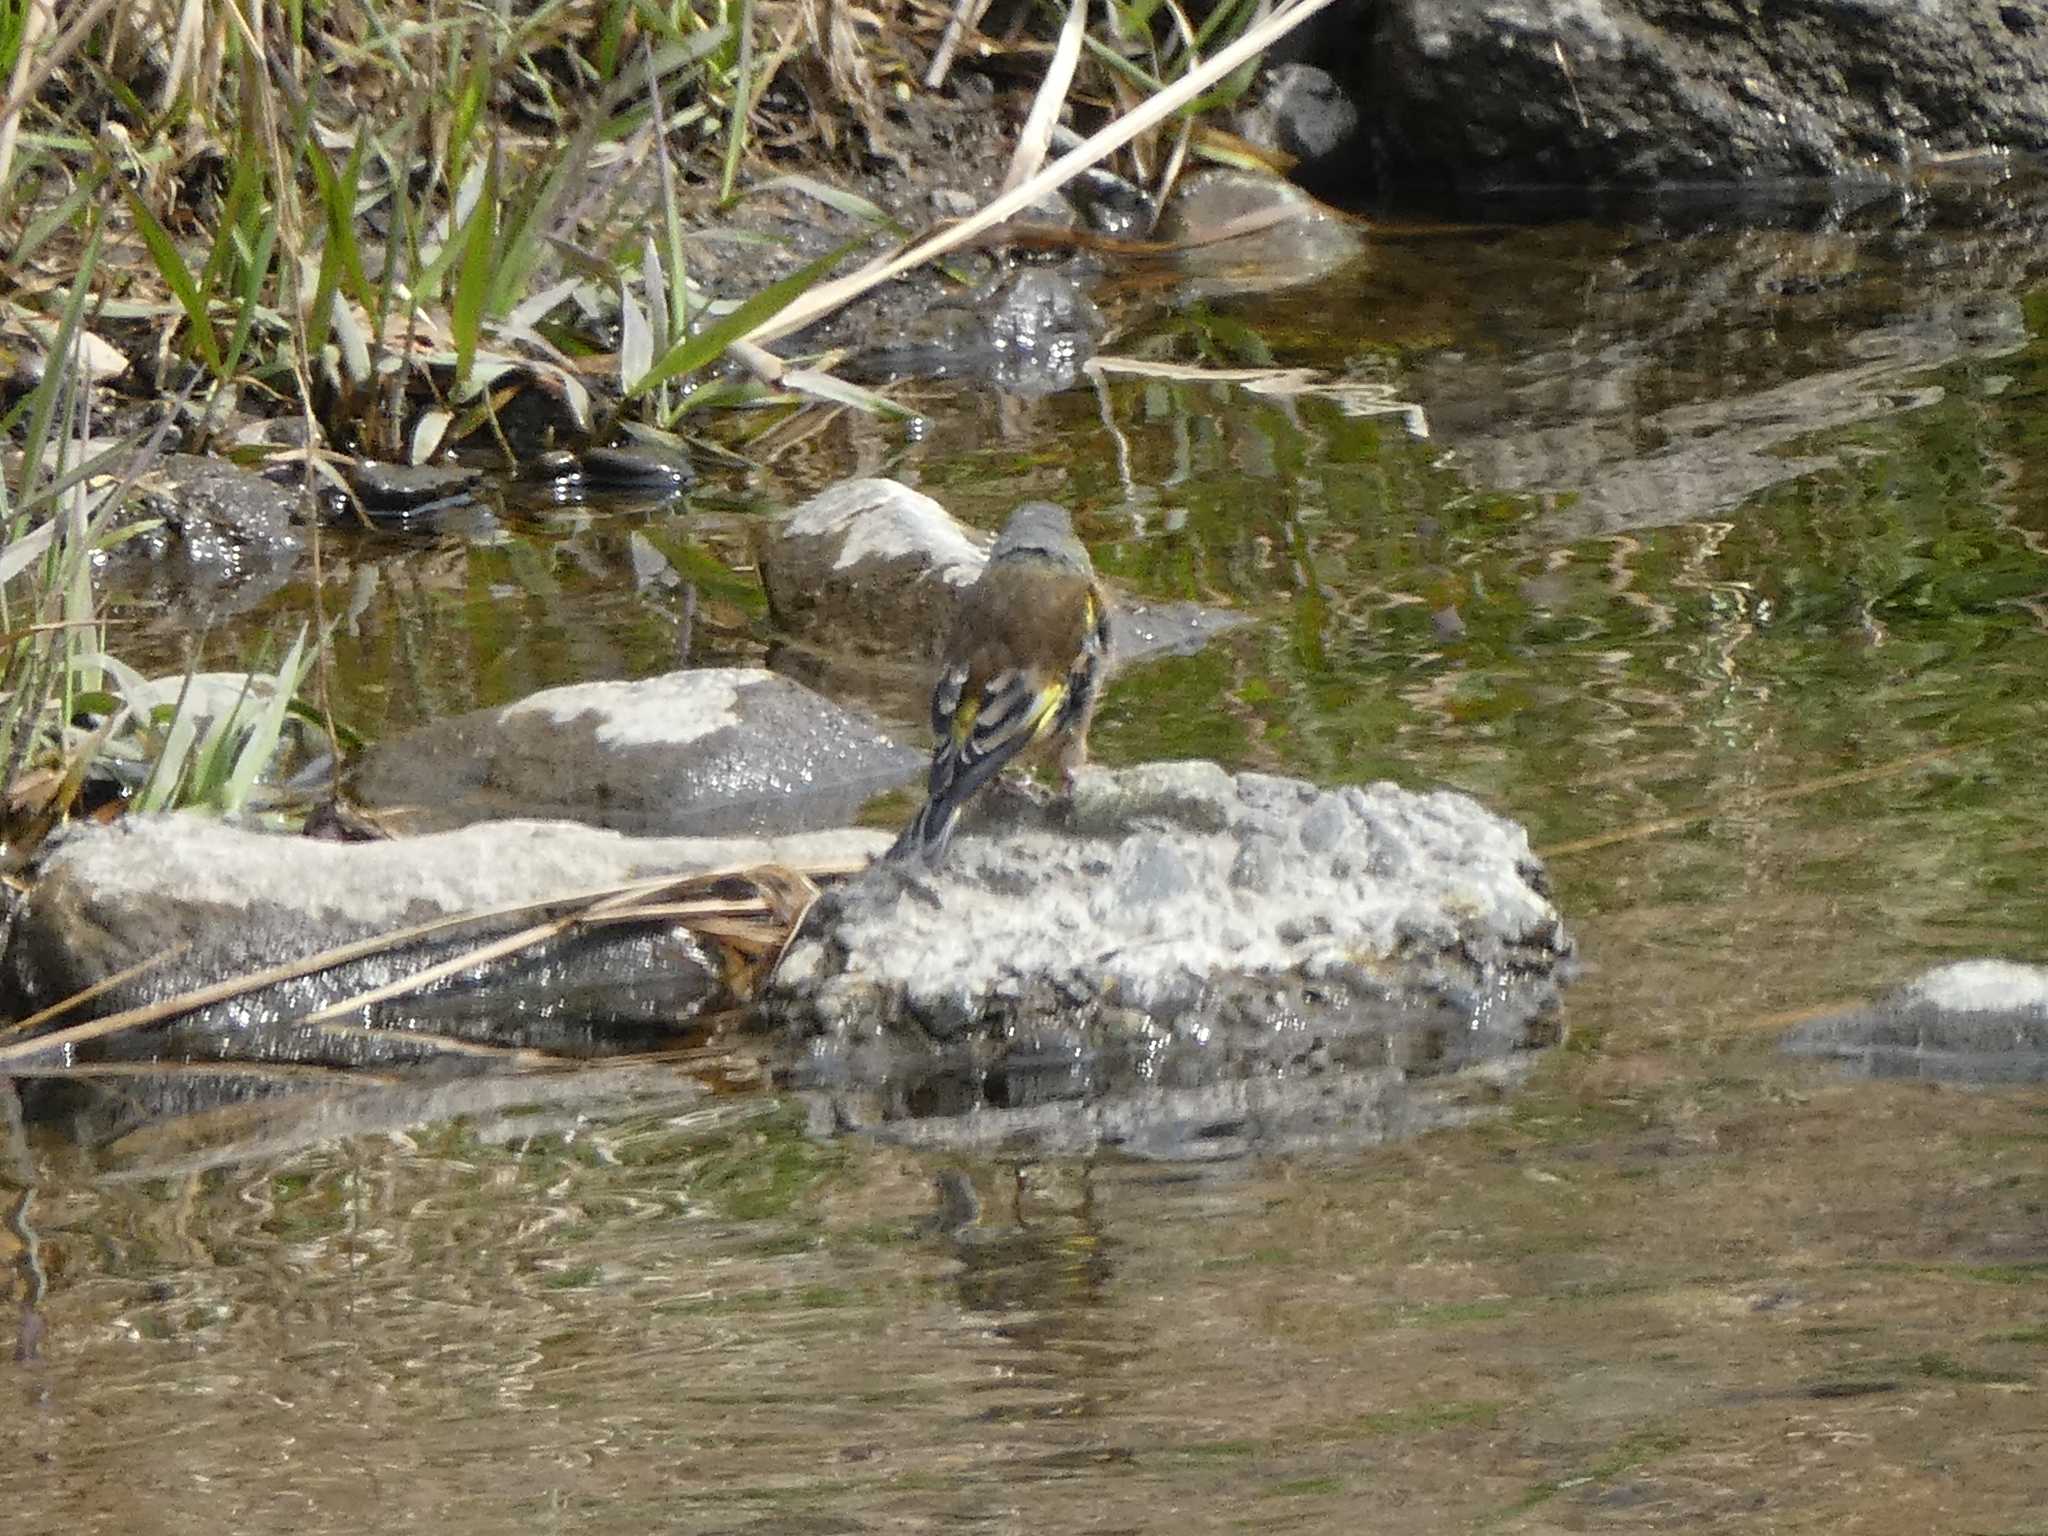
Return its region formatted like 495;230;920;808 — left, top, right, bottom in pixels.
882;793;963;866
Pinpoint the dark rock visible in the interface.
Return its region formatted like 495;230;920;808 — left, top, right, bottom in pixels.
2;815;884;1068
115;454;305;566
763;762;1573;1157
579;443;695;495
518;443;697;507
1235;62;1364;168
1368;0;2048;191
342;459;484;517
1783;960;2048;1083
349;667;922;837
1066;166;1156;239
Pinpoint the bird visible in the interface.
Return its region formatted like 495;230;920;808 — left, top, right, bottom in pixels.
885;501;1113;866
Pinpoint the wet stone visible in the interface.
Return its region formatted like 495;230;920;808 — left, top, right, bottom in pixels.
762;761;1573;1157
3;816;884;1068
1157;169;1366;296
1782;959;2048;1083
1066;165;1156;238
344;460;484;513
847;266;1101;394
983;269;1103;395
350;666;922;838
117;453;305;565
578;443;696;494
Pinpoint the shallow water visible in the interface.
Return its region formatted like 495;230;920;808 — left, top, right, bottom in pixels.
8;183;2048;1531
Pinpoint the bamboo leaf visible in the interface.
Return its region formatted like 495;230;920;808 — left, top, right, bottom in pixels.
450;147;500;396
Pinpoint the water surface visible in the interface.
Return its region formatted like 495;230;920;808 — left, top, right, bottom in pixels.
7;182;2048;1532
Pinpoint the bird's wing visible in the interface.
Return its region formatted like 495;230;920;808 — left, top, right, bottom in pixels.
1051;586;1111;736
929;664;1066;806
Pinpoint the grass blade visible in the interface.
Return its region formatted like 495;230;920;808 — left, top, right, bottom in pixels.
120;184;222;372
628;238;856;401
221;623;309;812
1001;0;1088;195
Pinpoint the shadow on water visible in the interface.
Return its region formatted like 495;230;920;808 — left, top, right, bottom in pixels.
6;177;2048;1531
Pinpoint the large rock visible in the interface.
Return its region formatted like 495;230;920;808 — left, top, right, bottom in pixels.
350;667;922;836
1;815;886;1068
763;762;1572;1155
1784;960;2048;1083
759;478;1251;668
1369;0;2048;189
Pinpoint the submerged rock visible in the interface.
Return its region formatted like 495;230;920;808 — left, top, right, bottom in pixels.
1783;960;2048;1083
2;815;886;1068
1156;169;1367;297
762;762;1572;1156
350;667;922;837
848;268;1103;394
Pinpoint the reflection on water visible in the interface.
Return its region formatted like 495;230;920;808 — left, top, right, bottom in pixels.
8;180;2048;1530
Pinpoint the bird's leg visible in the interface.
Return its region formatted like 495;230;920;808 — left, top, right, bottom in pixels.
1055;730;1089;794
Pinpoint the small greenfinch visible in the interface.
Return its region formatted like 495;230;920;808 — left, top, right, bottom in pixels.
887;501;1112;865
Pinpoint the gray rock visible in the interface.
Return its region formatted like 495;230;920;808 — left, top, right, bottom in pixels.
759;479;985;660
115;453;305;566
2;814;887;1068
350;667;922;836
758;478;1252;670
1155;170;1367;297
762;761;1572;1155
1235;62;1363;165
1371;0;2048;189
1783;960;2048;1083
